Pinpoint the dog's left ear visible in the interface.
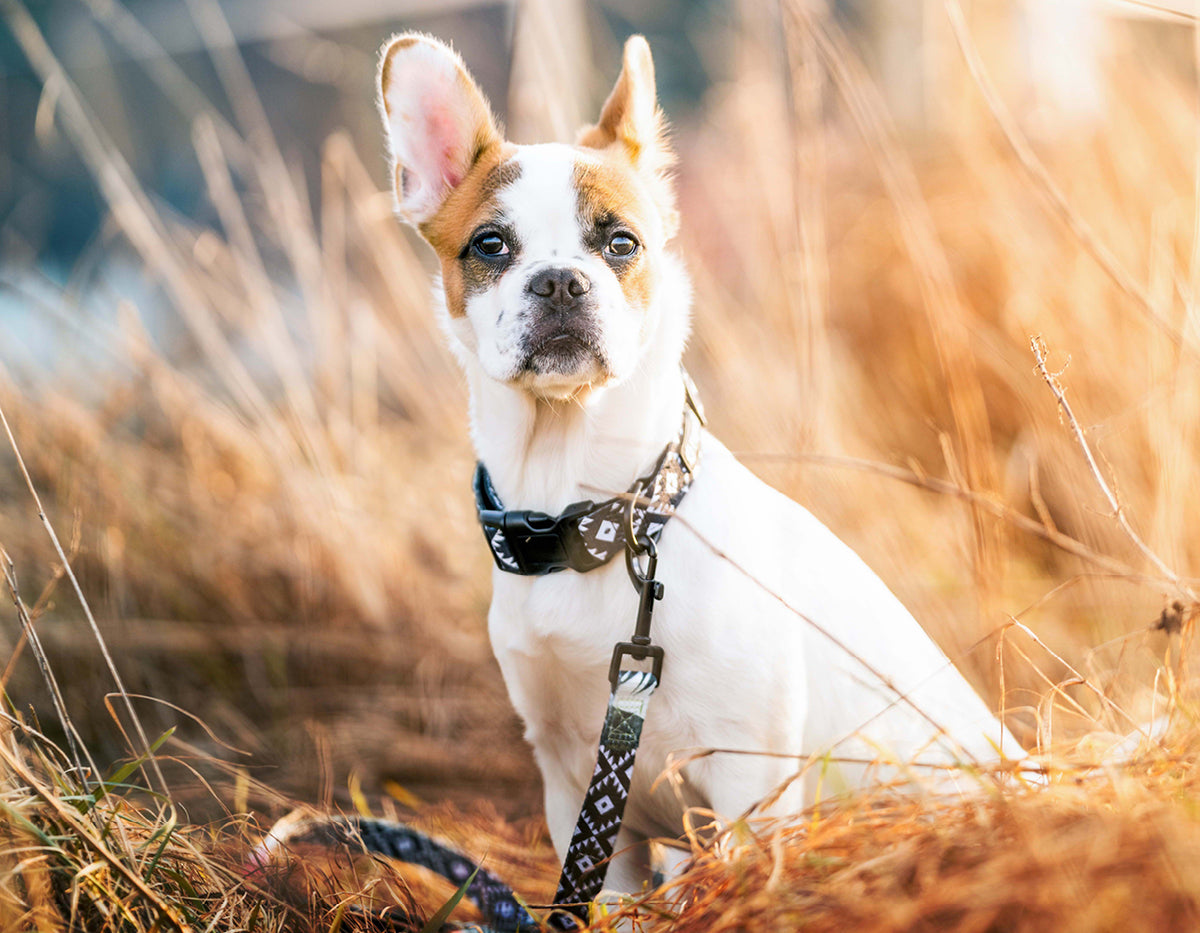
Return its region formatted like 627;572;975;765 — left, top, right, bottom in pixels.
579;36;677;233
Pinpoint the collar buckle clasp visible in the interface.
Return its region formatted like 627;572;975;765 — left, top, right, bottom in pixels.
478;499;595;575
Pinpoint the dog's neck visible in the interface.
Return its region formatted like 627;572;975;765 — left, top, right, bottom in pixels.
463;255;692;516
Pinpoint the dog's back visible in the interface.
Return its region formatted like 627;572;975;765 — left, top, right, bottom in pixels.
652;436;1018;807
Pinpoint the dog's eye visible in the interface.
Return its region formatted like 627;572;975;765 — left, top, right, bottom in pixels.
472;232;509;257
606;233;639;258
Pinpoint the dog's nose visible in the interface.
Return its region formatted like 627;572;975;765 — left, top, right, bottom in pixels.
528;267;591;305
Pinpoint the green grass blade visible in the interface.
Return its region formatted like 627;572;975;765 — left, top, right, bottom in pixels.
419;863;480;933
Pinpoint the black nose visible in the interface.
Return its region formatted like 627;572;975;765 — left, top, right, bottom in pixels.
527;267;591;306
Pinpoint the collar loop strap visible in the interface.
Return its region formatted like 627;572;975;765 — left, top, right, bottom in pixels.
474;381;702;576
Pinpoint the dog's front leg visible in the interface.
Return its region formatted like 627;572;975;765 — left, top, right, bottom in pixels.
599;824;654;896
537;751;588;861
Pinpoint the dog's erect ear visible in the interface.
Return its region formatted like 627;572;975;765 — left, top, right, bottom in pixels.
378;34;502;225
579;35;670;172
579;35;677;237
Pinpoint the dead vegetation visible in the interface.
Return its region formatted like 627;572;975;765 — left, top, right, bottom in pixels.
600;751;1200;932
2;0;1200;929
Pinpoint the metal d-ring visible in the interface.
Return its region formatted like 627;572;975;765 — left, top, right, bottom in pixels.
616;504;666;688
623;487;648;557
624;533;656;593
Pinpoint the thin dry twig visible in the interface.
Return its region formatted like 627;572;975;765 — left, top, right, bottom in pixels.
1030;335;1194;599
1003;619;1145;737
944;0;1187;351
0;400;167;793
736;451;1177;590
1114;0;1196;24
0;545;95;783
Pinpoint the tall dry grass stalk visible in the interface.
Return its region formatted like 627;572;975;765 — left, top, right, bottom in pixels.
0;0;521;807
2;0;1200;927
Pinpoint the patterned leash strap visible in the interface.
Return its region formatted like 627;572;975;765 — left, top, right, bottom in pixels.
549;670;659;928
254;815;546;932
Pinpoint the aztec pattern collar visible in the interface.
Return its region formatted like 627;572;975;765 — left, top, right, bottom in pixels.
473;375;704;576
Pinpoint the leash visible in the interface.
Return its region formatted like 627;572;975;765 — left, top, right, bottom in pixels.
548;536;666;927
251;815;545;931
259;377;704;930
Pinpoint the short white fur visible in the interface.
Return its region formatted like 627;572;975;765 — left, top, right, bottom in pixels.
378;32;1022;895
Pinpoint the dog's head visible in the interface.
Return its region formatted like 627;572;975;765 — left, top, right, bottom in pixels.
377;34;678;400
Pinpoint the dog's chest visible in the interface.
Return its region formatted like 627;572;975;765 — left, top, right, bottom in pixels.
486;559;686;766
487;562;714;829
487;562;634;727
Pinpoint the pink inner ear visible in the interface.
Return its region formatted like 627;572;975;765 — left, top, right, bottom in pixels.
384;40;497;218
422;102;468;190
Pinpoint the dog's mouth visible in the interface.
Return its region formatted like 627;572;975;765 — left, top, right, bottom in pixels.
519;328;607;378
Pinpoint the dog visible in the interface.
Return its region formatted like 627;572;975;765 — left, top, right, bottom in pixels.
375;32;1021;895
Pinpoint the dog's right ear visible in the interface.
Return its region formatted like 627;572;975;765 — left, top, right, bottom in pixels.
378;34;502;225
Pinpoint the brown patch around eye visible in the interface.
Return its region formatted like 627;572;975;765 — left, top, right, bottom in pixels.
574;161;657;313
614;244;654;316
419;143;521;317
574;130;678;240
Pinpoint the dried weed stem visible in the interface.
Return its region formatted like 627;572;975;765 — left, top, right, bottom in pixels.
0;399;167;794
1031;336;1194;600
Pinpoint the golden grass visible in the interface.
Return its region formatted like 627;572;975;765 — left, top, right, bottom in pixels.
594;745;1200;932
2;0;1200;928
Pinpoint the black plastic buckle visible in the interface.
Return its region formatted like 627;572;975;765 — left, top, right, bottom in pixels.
478;499;595;575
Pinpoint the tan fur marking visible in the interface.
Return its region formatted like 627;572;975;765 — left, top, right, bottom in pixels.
576;139;676;242
420;143;520;318
574;160;659;313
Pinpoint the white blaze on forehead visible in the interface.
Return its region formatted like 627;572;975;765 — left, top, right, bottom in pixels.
498;144;589;259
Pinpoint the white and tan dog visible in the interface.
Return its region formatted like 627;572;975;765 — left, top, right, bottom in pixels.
377;33;1019;892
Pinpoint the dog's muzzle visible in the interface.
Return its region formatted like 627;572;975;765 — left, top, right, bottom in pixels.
519;266;604;376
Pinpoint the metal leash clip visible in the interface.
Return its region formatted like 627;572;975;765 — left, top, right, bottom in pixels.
610;536;665;689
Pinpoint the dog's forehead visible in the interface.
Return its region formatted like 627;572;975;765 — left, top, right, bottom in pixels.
499;144;586;248
499;144;653;248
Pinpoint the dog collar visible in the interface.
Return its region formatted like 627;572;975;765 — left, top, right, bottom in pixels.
473;372;705;576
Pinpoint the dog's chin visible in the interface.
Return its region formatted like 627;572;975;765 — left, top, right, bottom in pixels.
514;334;612;400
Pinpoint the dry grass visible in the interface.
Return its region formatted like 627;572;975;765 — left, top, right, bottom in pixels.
591;742;1200;932
3;0;1200;928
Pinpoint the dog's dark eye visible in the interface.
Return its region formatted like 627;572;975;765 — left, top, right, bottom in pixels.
606;233;639;258
472;232;509;257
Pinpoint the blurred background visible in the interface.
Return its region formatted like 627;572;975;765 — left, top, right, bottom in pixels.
1;0;1197;824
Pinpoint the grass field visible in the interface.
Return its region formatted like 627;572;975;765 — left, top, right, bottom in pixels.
2;0;1200;929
